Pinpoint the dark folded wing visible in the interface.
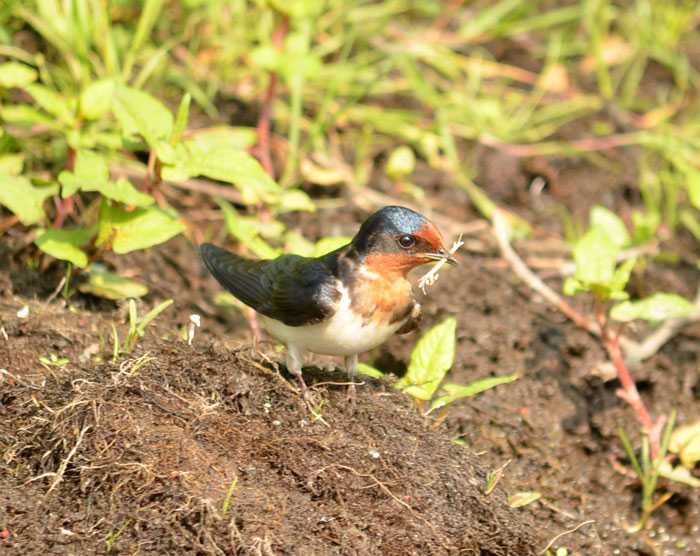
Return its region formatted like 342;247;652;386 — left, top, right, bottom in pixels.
200;243;340;327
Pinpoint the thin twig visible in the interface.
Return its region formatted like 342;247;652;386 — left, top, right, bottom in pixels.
538;519;596;555
492;210;600;336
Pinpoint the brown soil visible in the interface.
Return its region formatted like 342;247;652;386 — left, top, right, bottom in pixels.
2;154;700;555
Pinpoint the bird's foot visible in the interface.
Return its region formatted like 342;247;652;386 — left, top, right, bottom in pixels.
345;381;357;413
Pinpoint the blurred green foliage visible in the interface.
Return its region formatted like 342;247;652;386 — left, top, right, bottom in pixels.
1;0;699;300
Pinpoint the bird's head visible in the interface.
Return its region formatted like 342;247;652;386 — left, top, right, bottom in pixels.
351;206;457;277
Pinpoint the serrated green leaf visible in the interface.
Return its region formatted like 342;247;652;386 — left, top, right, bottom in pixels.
611;293;696;323
572;228;619;289
0;175;57;225
24;83;74;124
34;227;94;268
80;79;115;119
0;62;37;88
590;205;629;247
428;373;518;413
395;317;456;400
96;202;184;254
113;86;173;146
78;269;149;300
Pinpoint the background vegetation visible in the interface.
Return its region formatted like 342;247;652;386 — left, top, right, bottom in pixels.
2;0;700;549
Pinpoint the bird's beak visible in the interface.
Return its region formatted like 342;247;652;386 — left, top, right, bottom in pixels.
423;248;458;266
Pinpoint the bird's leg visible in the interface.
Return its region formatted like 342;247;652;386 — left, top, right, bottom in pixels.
344;353;359;403
286;344;309;398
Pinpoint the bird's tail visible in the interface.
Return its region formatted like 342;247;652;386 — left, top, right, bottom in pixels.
200;243;267;309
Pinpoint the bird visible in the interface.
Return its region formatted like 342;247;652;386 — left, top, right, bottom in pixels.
200;205;456;401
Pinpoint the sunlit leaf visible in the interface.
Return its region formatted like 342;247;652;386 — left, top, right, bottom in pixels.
78;268;149;300
590;205;629;248
80;79;115;119
35;227;94;268
113;85;173;146
428;373;518;413
0;175;57;225
611;293;696;323
187;126;256;152
357;363;384;379
0;61;37;88
571;228;619;292
385;146;416;180
24;83;75;124
96;202;184;254
395;317;456;400
0;154;24;176
98;179;154;207
217;199;281;259
508;491;541;508
669;420;700;469
277;189;316;213
313;236;351;257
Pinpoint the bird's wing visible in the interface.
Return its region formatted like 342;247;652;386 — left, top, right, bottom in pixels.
200;243;340;326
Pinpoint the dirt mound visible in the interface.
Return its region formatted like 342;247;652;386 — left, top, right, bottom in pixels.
1;304;540;555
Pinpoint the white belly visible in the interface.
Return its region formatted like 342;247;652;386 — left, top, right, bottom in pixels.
259;288;406;356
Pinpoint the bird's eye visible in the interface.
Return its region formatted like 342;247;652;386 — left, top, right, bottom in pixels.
397;235;415;249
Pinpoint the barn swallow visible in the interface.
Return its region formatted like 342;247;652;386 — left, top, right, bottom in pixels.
200;205;456;401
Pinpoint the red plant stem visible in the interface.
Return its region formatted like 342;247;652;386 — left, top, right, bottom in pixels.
255;16;289;178
596;308;659;457
53;147;76;228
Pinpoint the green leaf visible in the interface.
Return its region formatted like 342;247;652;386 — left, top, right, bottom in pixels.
508;491;541;508
1;104;55;126
80;79;115;119
357;363;384;379
669;420;700;469
58;149;110;197
96;202;184;254
197;148;281;204
395;317;456;400
217;199;281;259
98;179;154;207
590;205;629;248
313;236;351;257
611;293;696;323
0;62;37;88
428;373;518;413
35;227;94;268
608;257;636;300
171;93;191;144
572;228;619;292
113;86;173;146
24;83;75;124
277;189;316;213
78;268;149;300
685;166;700;210
188;126;256;151
385;146;416;180
0;154;24;176
0;175;57;225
